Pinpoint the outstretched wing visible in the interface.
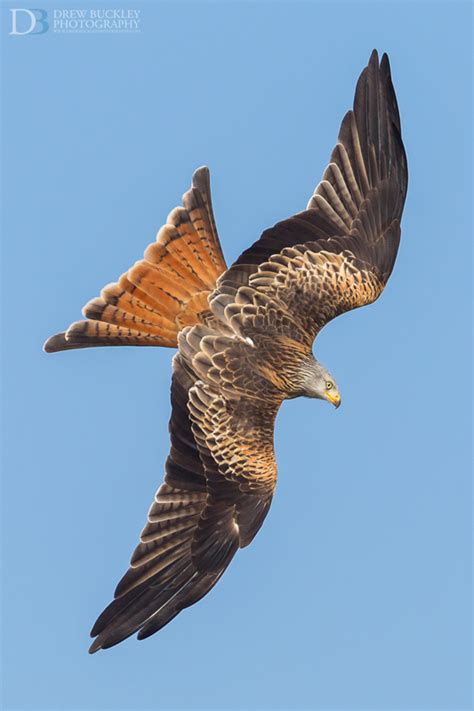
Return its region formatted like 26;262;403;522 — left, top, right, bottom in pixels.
44;167;227;353
89;340;281;652
213;51;407;344
86;50;407;652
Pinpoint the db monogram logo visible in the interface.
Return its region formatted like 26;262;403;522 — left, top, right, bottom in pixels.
9;8;49;35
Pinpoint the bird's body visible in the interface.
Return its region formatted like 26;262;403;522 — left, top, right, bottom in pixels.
45;50;407;652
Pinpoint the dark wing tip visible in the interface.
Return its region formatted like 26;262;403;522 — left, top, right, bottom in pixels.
367;49;392;79
88;638;102;654
369;48;392;67
369;48;379;64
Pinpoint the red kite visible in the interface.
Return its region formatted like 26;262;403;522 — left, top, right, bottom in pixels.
45;50;407;653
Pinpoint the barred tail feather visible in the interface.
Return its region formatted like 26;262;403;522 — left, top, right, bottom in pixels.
44;167;227;353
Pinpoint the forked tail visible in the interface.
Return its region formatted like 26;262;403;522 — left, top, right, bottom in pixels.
44;167;227;353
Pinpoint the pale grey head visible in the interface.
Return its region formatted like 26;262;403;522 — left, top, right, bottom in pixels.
292;354;341;407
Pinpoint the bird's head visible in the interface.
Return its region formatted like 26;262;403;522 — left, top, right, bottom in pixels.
298;358;341;408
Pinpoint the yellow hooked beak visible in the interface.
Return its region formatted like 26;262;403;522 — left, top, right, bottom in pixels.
326;391;341;408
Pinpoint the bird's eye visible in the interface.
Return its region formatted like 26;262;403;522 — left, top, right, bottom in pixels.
326;381;333;390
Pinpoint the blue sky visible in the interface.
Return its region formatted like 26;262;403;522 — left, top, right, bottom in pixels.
1;1;472;709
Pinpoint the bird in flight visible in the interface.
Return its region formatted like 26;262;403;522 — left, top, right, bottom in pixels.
45;50;407;653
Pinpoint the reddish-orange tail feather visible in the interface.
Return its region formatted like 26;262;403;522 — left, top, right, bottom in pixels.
44;167;227;353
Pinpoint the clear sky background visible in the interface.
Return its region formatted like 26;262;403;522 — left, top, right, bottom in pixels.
1;1;472;709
